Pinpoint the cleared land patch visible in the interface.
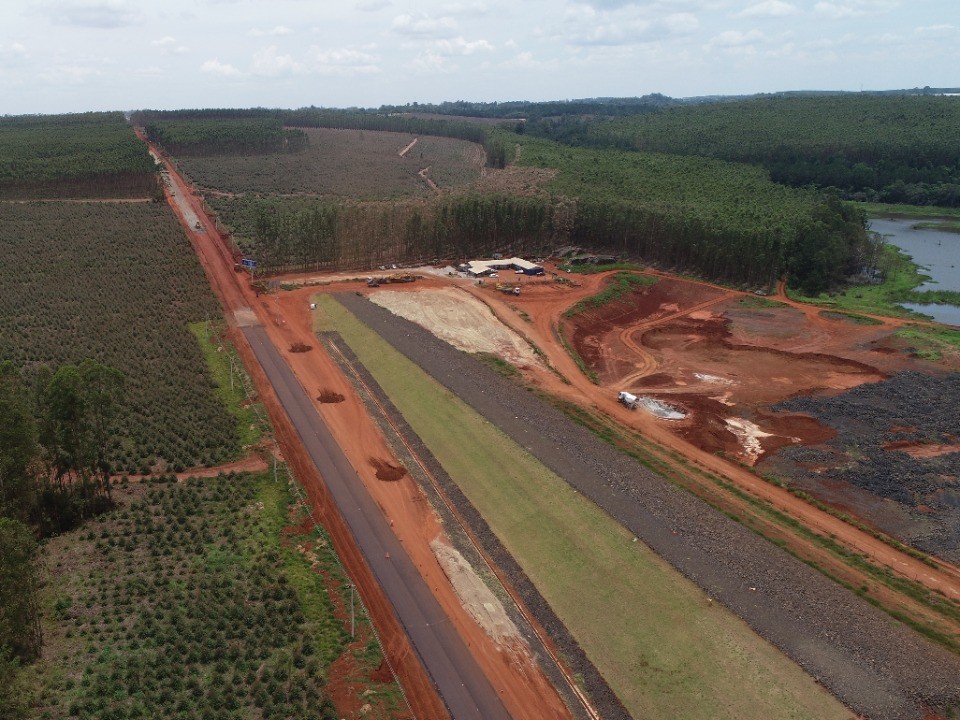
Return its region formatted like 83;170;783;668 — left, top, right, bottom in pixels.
314;294;851;720
369;287;543;369
176;127;482;199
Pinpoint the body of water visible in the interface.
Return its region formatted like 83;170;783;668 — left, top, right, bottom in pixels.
869;217;960;326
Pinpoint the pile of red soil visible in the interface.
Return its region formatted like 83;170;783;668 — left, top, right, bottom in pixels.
369;458;406;481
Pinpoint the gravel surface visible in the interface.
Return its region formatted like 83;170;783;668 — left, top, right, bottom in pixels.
336;292;960;720
774;371;960;562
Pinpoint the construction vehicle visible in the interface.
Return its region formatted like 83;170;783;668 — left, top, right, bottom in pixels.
496;283;520;296
618;391;640;410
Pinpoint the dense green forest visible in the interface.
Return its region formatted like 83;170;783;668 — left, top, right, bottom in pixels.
525;95;960;207
211;130;867;294
0;112;157;199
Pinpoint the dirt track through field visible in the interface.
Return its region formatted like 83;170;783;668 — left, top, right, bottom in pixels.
337;290;960;720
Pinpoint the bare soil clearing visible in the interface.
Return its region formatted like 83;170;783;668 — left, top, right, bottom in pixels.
449;269;960;603
175;127;482;199
370;287;544;369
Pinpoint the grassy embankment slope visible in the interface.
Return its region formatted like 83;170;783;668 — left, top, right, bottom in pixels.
313;294;849;720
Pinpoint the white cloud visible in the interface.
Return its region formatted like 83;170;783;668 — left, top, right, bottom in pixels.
0;42;28;59
251;46;301;76
44;0;141;29
305;46;381;75
151;36;187;54
814;0;897;19
432;37;494;55
706;28;770;56
663;12;700;34
411;50;453;73
200;59;242;77
738;0;797;18
249;25;293;38
392;13;459;38
39;64;100;84
356;0;391;10
913;24;957;39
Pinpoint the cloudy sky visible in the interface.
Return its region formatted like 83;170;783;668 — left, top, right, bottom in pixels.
1;0;956;114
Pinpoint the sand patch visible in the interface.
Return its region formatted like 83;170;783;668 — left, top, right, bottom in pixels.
371;287;542;368
430;540;524;649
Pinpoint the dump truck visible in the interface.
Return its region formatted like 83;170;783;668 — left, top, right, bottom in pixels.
496;283;521;296
618;391;640;410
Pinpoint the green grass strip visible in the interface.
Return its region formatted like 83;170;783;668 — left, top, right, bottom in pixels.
189;320;264;449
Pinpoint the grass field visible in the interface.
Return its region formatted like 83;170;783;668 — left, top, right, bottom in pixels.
314;295;850;720
188;320;265;449
176;127;482;199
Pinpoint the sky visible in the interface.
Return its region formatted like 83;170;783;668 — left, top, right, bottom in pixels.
1;0;957;114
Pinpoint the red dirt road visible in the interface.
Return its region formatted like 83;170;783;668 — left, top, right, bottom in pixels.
144;133;573;720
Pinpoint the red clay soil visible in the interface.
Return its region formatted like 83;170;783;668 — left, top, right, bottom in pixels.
145;132;572;720
370;458;407;482
452;267;960;602
115;450;270;483
317;389;346;403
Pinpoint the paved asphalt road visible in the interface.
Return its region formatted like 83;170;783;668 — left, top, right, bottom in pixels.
241;325;511;720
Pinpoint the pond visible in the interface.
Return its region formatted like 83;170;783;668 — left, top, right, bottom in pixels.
869;217;960;325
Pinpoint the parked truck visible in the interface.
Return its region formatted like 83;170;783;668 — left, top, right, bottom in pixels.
618;391;640;410
496;283;521;296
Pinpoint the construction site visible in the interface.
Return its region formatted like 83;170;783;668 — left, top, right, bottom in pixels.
148;130;960;720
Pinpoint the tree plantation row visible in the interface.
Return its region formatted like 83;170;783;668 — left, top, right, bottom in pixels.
211;135;869;293
134;110;509;169
0;112;157;199
0;202;239;474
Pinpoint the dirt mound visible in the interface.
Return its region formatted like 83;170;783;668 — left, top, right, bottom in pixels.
289;342;313;353
317;389;346;403
369;458;406;481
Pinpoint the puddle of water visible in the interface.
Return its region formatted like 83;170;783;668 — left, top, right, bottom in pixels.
638;396;686;420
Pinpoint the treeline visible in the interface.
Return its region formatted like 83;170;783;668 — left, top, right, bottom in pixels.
143;118;308;157
538;95;960;207
1;359;124;535
229;193;554;272
1;358;124;711
133;107;508;168
376;95;678;120
0;112;157;199
220;136;867;295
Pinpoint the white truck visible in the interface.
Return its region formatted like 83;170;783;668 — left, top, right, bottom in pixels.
618;391;640;409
